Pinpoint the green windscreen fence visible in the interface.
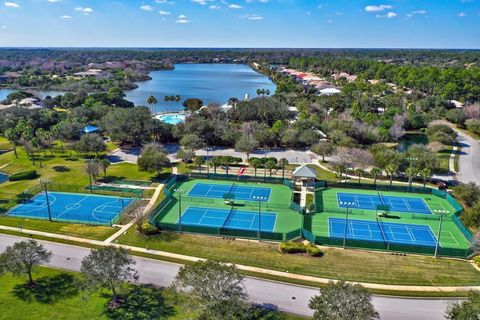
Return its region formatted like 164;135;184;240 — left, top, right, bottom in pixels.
148;176;473;259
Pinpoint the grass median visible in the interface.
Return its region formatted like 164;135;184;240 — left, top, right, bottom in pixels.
115;227;480;287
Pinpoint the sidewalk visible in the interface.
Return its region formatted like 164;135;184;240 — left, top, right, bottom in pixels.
1;222;478;293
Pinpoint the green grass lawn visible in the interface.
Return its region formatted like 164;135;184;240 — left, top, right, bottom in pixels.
0;216;117;241
0;146;169;197
116;227;480;286
0;266;306;320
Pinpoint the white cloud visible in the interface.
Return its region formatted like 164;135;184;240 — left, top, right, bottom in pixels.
60;15;72;19
325;19;333;23
412;10;427;15
229;4;242;9
48;0;62;3
376;11;397;18
365;4;392;12
176;14;191;23
458;12;466;17
4;2;19;8
159;10;171;15
240;14;263;20
209;5;220;10
191;0;212;5
140;5;153;11
1;25;6;29
75;7;93;13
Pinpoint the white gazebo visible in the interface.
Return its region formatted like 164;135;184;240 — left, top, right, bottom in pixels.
292;165;317;213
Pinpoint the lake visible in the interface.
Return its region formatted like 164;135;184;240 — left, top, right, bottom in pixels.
125;64;276;112
0;64;276;112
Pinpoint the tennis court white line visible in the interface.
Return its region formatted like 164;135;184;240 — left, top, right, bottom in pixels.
56;195;91;219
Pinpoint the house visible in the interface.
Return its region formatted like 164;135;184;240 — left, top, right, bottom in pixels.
319;88;341;96
73;69;103;77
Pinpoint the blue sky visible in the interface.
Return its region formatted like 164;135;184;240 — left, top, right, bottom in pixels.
0;0;479;48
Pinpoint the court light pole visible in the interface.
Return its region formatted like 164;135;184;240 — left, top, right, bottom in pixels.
206;147;213;176
86;158;94;194
175;189;186;233
253;196;266;241
341;201;355;249
41;179;52;222
434;209;449;258
261;148;270;182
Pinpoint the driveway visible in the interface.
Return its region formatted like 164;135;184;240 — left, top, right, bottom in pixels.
0;234;455;319
455;129;480;185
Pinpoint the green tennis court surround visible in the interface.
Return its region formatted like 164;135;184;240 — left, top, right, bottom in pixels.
150;176;473;258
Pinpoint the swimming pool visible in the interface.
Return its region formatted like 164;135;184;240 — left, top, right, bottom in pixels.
156;113;186;125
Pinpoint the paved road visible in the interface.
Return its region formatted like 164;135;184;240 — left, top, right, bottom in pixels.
0;234;455;319
109;144;316;165
455;129;480;185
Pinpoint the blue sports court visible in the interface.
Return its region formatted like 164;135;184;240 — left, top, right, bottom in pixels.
187;183;272;202
329;218;438;247
8;192;133;225
337;192;431;214
178;206;276;232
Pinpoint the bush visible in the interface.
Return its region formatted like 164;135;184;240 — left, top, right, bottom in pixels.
461;203;480;229
9;170;38;181
305;244;323;257
279;241;322;257
466;119;480;135
453;183;480;207
473;256;480;267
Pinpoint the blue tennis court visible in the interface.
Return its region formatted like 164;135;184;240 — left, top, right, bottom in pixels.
8;192;133;225
187;183;272;202
179;206;276;232
329;218;438;247
337;192;431;214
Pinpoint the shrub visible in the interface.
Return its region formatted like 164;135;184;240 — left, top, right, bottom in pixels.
453;183;480;207
466;119;480;135
305;244;323;257
279;241;305;254
461;203;480;229
279;241;322;257
9;170;37;181
473;256;480;267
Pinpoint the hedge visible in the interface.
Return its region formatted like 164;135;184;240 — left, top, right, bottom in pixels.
9;170;38;181
279;241;322;257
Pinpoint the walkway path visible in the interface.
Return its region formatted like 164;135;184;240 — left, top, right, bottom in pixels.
454;129;480;185
0;233;459;319
105;166;178;244
0;224;477;293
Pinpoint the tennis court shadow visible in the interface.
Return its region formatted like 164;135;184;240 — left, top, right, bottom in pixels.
383;215;401;220
149;232;180;242
104;284;175;320
52;165;70;172
12;273;79;304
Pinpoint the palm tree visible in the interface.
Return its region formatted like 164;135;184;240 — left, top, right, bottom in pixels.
355;168;365;184
228;97;239;108
175;95;181;109
147;96;158;114
164;96;171;112
265;89;271;96
256;89;262;97
370;167;382;186
99;159;111;177
249;158;261;177
193;156;205;174
278;158;289;179
385;164;399;187
265;160;276;178
420;168;432;187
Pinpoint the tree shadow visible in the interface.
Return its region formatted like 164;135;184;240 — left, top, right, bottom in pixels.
52;165;71;172
12;273;79;304
104;284;175;320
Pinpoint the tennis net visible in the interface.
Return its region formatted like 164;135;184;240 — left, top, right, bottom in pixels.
222;205;236;228
376;216;389;247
